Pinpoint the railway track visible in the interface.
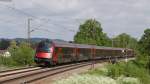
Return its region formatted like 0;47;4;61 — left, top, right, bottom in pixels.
0;66;37;73
0;62;92;84
0;57;133;84
0;66;42;78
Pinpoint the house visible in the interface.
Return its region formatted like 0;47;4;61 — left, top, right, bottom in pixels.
0;50;11;57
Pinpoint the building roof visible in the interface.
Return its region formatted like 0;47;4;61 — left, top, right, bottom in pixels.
0;50;7;54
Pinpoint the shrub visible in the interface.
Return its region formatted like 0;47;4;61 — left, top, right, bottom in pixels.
0;56;15;66
107;61;150;84
54;74;140;84
11;48;34;66
54;74;117;84
8;42;35;66
87;67;108;76
107;62;126;78
117;76;140;84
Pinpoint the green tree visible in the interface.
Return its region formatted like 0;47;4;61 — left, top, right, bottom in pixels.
0;39;10;50
8;40;18;51
139;29;150;55
74;19;111;46
112;33;137;49
0;40;18;66
138;29;150;71
9;42;35;66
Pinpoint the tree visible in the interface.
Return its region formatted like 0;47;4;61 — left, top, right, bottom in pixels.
0;40;18;66
139;29;150;55
0;39;10;50
9;42;34;66
138;29;150;72
112;33;137;49
8;40;18;61
74;19;111;46
8;40;18;50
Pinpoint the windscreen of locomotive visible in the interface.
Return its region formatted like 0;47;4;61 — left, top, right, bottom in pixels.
37;41;52;53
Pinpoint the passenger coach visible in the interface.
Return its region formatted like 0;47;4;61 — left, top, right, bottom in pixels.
34;40;134;66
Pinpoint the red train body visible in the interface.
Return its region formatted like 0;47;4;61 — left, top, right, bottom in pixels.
34;40;134;66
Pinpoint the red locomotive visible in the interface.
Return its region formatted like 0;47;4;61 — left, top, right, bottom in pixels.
34;40;134;66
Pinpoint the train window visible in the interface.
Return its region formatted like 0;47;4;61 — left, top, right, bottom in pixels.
100;50;104;56
62;47;74;57
79;48;91;57
36;41;52;53
95;49;100;56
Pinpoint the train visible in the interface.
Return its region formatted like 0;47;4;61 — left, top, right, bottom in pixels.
34;40;134;66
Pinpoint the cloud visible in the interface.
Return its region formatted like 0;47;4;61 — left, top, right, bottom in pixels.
0;0;150;40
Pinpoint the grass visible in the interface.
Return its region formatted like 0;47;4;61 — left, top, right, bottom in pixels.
54;74;140;84
54;60;150;84
106;61;150;84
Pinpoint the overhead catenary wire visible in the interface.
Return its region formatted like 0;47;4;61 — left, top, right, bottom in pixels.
33;19;76;33
30;28;64;35
0;18;24;26
0;2;79;41
0;3;77;33
28;0;77;32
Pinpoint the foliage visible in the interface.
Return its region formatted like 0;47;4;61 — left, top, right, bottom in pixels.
138;28;150;72
135;52;149;69
0;39;10;50
8;42;35;66
0;40;35;67
107;61;150;84
107;62;126;78
138;29;150;55
74;19;111;46
87;68;108;76
0;56;15;67
112;33;138;49
117;76;140;84
85;60;150;84
54;74;140;84
0;41;35;66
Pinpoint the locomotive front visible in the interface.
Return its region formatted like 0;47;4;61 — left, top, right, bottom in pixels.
34;40;54;66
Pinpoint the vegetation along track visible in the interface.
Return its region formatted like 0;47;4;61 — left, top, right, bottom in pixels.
0;62;92;84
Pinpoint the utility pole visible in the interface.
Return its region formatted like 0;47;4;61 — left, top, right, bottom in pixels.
112;35;115;47
112;39;114;47
27;18;32;44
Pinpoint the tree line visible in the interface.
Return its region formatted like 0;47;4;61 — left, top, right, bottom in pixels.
74;19;150;57
74;19;139;50
0;19;150;67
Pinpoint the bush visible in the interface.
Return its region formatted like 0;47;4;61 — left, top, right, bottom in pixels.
107;61;150;84
0;56;16;67
87;67;108;76
0;41;35;67
54;74;116;84
8;42;35;66
54;74;140;84
136;53;149;68
107;62;126;78
117;76;140;84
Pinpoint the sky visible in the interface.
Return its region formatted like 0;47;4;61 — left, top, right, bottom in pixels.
0;0;149;41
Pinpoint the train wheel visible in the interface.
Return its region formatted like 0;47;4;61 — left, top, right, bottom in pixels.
111;58;118;64
44;62;51;67
51;61;57;66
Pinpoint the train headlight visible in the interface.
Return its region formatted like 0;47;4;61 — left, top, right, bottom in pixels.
122;50;125;53
49;53;52;58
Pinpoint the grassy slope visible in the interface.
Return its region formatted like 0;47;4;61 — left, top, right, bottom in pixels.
54;60;150;84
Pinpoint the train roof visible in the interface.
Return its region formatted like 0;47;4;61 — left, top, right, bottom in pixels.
50;40;131;51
